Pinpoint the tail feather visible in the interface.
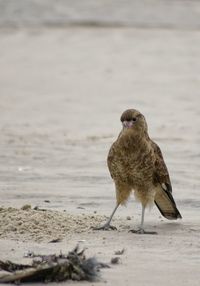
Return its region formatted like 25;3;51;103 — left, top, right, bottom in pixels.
154;187;182;220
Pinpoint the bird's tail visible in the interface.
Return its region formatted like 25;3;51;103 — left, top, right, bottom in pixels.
154;187;182;220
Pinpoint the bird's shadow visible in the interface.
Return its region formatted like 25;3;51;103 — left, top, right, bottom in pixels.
152;221;190;235
156;222;182;230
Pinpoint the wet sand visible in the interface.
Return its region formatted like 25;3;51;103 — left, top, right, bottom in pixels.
0;20;200;286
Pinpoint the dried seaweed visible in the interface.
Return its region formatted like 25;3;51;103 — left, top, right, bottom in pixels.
0;246;109;284
111;257;121;264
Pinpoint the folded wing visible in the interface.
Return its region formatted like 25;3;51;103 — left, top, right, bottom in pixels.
151;141;182;220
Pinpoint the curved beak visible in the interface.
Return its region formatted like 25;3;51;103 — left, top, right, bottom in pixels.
122;120;134;128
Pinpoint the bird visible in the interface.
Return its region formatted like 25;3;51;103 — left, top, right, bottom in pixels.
95;109;182;234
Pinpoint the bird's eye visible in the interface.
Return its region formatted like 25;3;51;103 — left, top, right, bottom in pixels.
132;117;137;121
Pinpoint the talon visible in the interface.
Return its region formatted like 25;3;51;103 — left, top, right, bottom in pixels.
92;224;117;231
129;228;157;235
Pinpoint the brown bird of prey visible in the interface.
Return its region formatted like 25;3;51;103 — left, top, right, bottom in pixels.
96;109;182;234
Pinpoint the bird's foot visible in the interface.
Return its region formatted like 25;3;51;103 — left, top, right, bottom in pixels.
92;224;117;231
129;228;157;235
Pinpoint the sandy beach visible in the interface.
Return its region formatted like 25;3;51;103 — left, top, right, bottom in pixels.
0;1;200;285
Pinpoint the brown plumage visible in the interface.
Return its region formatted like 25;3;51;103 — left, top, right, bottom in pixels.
96;109;181;234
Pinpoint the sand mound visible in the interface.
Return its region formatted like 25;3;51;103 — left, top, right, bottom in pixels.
0;207;106;242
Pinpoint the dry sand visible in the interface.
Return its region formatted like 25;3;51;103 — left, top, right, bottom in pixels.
0;206;199;286
0;3;200;284
0;206;108;242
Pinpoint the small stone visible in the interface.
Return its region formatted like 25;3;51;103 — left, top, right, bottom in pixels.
21;204;31;210
114;248;125;255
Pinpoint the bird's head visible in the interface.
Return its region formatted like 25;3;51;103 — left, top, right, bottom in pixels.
120;109;148;136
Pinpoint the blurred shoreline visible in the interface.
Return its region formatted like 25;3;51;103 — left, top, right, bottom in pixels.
0;0;200;30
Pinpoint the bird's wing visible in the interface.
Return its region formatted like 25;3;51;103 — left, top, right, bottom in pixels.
107;142;116;179
151;140;182;220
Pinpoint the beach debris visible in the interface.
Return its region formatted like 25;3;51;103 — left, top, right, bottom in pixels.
0;246;109;284
111;257;121;265
114;248;125;255
0;261;30;272
33;206;46;211
24;251;34;258
48;238;62;243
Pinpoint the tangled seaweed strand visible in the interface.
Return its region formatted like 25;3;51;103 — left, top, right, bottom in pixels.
0;246;109;283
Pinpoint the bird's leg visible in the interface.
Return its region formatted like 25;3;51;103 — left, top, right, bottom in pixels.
93;204;119;230
140;204;145;230
129;205;157;235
